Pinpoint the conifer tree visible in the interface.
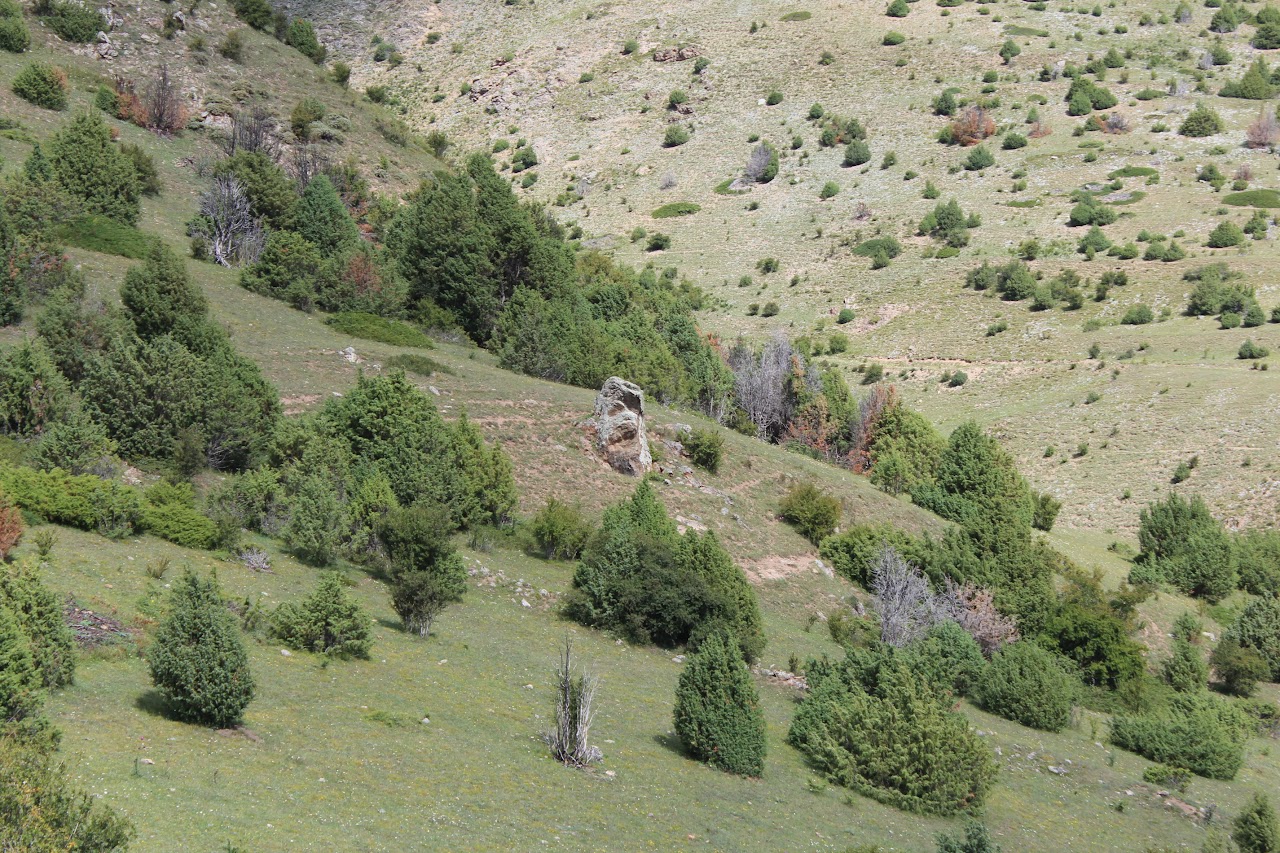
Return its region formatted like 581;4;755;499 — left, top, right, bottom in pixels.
1163;635;1208;693
0;604;43;725
380;503;468;637
22;142;53;183
0;559;76;689
48;112;140;225
293;174;360;256
271;572;372;658
673;629;766;776
148;569;254;727
1233;792;1279;853
120;242;209;341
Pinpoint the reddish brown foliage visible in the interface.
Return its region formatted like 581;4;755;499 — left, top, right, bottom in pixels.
1246;108;1279;150
0;501;23;561
783;397;839;461
940;579;1020;655
1027;120;1052;139
849;385;897;473
343;251;384;299
950;106;996;146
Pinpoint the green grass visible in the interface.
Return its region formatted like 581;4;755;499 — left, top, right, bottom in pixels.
58;215;155;259
780;10;813;21
1006;198;1041;208
651;201;702;218
713;178;748;195
1224;189;1280;208
1004;24;1049;36
325;312;435;348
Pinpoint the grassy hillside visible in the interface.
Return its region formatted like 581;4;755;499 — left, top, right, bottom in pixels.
3;1;1280;850
297;0;1280;535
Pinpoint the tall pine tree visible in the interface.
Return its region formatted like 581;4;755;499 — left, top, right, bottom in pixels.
673;628;766;776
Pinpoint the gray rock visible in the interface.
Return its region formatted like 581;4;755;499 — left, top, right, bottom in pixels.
593;377;652;476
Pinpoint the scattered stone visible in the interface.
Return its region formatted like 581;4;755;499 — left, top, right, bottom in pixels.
653;46;700;62
280;649;291;656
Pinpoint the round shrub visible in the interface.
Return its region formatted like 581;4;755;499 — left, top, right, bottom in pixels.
789;660;997;815
148;569;255;727
1207;221;1245;248
683;427;724;473
270;572;372;659
904;620;987;696
842;139;871;167
0;15;30;53
12;63;68;110
778;482;840;544
883;31;906;45
1239;339;1270;359
673;629;766;776
662;125;690;147
1121;304;1154;325
1180;103;1225;137
974;641;1075;731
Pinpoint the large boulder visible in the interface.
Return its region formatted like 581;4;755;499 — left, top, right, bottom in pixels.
594;377;651;476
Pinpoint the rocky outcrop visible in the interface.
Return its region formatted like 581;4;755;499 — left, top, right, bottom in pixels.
593;377;651;476
653;46;700;62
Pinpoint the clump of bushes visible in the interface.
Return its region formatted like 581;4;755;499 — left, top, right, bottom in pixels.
271;572;371;658
778;482;840;544
12;63;69;110
673;629;766;776
974;642;1075;731
0;0;30;52
529;498;593;561
684;428;724;473
148;569;255;727
1180;103;1224;137
1110;692;1251;779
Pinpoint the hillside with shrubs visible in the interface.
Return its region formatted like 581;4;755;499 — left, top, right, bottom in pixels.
0;0;1279;851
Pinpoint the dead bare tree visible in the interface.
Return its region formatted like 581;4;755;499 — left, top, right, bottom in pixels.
742;143;773;183
545;639;602;767
935;578;1020;655
220;106;281;160
728;332;795;440
289;142;330;189
191;174;264;266
145;64;186;133
871;546;936;648
1103;112;1131;134
1246;108;1280;149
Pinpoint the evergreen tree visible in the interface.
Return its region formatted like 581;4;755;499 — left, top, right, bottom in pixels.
22;142;53;183
1233;793;1278;853
282;466;345;566
120;242;209;341
673;629;766;776
1136;493;1237;600
0;339;74;437
148;569;254;727
1163;635;1208;693
0;604;42;725
1225;596;1280;681
449;411;518;529
48;112;140;225
0;560;76;689
974;642;1075;731
293;175;360;256
676;531;766;662
380;503;468;637
937;820;1001;853
239;229;328;311
213;151;298;229
887;0;909;16
271;572;372;659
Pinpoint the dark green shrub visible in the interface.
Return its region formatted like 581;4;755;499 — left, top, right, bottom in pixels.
936;821;1000;853
1180;103;1225;137
271;572;371;658
233;0;273;29
284;18;324;61
141;482;217;550
1032;491;1061;531
765;90;784;105
325;312;433;348
1233;792;1279;853
843;139;871;167
820;524;924;586
963;145;994;171
0;13;30;53
1239;339;1270;359
974;642;1075;731
837;308;855;323
1162;636;1208;692
12;63;68;110
1002;132;1027;150
1135;493;1236;600
1210;638;1268;696
148;569;255;727
43;1;105;42
0;558;75;689
529;498;593;560
778;482;840;544
673;628;766;776
1110;692;1251;779
789;658;997;815
1207;221;1245;249
882;30;905;45
887;0;909;15
663;125;690;147
219;29;245;60
1121;304;1154;325
904;621;987;696
567;482;765;661
1225;596;1280;681
0;463;142;538
684;428;723;473
380;502;467;637
0;603;42;724
49;112;141;225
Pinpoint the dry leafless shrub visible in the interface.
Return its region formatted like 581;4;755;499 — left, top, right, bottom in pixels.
191;174;264;266
951;105;996;146
871;546;936;648
1103;112;1131;134
1246;108;1279;149
728;332;796;440
545;639;602;767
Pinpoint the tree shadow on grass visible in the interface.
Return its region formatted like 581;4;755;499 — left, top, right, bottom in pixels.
652;731;686;758
134;689;171;719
